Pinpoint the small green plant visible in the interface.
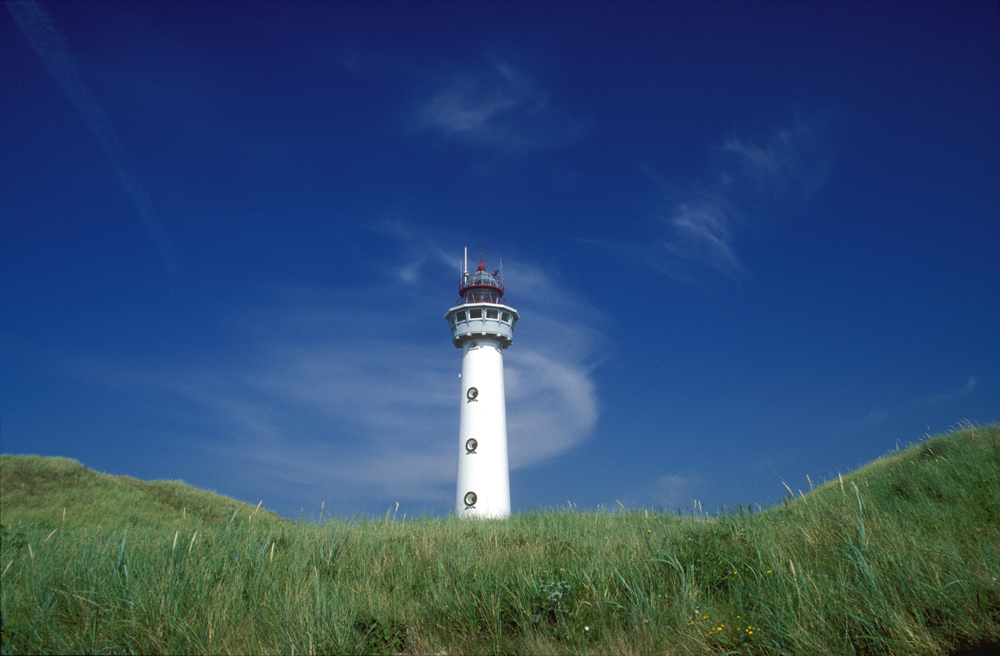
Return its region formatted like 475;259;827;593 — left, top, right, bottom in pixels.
353;616;409;654
531;578;574;625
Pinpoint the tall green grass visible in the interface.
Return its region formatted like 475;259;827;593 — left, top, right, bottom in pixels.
2;424;998;654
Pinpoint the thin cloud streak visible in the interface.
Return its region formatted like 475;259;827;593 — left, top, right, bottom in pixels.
7;0;176;275
505;349;598;466
856;376;980;430
412;59;592;152
924;376;979;406
721;116;832;201
651;112;832;281
657;198;744;279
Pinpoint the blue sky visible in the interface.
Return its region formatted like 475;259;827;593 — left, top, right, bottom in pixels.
3;0;997;519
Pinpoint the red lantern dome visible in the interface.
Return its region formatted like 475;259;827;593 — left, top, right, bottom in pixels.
458;259;505;305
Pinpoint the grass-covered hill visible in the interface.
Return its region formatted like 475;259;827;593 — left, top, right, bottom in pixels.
0;454;284;530
2;424;998;655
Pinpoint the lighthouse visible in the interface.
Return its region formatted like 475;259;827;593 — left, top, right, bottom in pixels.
445;249;519;518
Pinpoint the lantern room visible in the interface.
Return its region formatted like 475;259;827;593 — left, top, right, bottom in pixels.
458;263;505;305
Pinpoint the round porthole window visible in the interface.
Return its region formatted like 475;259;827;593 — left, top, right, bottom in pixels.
464;491;478;507
466;387;479;401
465;438;478;454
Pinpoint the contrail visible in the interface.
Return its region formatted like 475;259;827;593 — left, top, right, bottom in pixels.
7;0;177;276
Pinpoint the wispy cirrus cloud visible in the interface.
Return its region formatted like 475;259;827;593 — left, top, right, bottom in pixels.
857;376;980;429
657;194;745;279
923;376;978;405
7;1;176;275
647;112;833;281
411;59;592;153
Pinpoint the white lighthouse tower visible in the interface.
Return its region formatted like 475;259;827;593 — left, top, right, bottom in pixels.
445;249;519;518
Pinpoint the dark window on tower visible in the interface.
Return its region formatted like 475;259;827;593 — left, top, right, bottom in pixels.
456;311;466;321
486;309;498;319
469;309;482;319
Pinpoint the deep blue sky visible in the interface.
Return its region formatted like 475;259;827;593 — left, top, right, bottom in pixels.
3;1;997;519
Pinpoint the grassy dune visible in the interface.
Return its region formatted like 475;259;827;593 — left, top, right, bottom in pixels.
2;424;998;655
0;455;283;530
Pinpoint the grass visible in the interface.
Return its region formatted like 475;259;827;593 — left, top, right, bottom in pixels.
1;423;998;654
0;455;282;530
